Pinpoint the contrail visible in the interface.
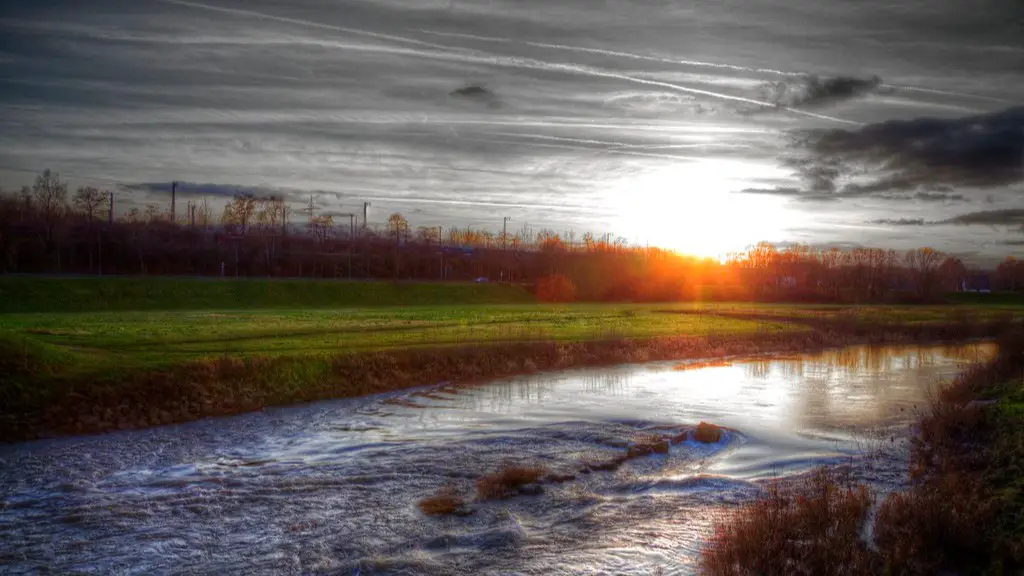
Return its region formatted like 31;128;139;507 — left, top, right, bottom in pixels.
158;0;475;54
450;135;707;162
415;29;800;77
880;83;1013;104
475;130;746;154
161;0;860;126
341;190;612;214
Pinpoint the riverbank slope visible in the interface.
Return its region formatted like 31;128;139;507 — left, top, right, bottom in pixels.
2;277;1021;442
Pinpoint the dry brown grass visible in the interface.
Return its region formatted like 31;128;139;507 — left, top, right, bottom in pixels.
476;464;546;500
701;468;878;576
693;422;723;444
417;489;468;517
873;473;994;575
702;327;1024;576
868;328;1024;574
627;434;671;458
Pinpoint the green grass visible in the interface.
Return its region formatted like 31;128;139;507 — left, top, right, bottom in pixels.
0;304;797;377
0;276;535;313
946;291;1024;306
0;276;1020;381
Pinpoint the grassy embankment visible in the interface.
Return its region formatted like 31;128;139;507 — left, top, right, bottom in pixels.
701;329;1024;575
1;277;1021;442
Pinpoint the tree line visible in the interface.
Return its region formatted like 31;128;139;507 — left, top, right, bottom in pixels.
0;170;1020;302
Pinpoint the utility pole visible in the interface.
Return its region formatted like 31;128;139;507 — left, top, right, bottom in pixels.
341;213;355;280
108;191;115;225
502;216;512;283
439;225;445;281
363;201;371;232
171;181;177;223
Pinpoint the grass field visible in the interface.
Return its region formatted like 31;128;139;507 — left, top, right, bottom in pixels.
1;276;1022;379
0;276;535;313
1;276;1022;440
0;305;797;377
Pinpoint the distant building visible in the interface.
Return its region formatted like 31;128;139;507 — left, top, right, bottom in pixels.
961;273;992;293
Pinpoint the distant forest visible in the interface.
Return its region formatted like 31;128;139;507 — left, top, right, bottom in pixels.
1;170;1021;302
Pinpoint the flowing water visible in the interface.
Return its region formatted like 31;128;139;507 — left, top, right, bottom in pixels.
0;342;995;575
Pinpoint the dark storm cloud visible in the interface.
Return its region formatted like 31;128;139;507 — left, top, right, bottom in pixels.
871;218;926;226
942;208;1024;226
836;176;916;197
1002;240;1024;246
797;106;1024;194
762;75;882;109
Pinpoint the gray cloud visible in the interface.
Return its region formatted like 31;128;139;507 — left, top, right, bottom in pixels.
796;106;1024;194
913;191;967;202
124;181;291;199
942;209;1024;226
761;74;882;109
872;218;926;226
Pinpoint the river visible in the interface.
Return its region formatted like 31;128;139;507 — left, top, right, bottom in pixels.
0;342;994;575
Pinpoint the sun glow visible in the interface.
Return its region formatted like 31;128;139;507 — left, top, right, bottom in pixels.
610;160;794;258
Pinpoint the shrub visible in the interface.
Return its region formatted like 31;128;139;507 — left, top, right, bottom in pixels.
535;274;577;303
476;464;545;500
701;468;878;576
873;474;993;575
418;489;468;516
693;422;723;443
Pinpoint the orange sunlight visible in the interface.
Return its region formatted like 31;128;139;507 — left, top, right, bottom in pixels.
610;160;794;259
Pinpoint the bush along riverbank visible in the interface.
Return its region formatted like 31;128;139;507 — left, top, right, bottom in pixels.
700;327;1024;576
1;318;1018;443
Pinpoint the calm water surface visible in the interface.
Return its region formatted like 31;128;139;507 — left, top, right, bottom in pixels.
0;342;995;575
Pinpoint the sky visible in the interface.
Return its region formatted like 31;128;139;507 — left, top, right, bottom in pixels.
1;0;1022;262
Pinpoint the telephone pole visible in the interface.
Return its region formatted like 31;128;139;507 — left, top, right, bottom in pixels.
341;213;355;280
503;217;511;251
363;201;371;232
171;181;177;223
438;226;445;281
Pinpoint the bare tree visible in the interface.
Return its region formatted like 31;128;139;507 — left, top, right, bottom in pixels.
387;213;409;243
416;225;439;245
995;257;1022;291
72;186;108;273
939;256;968;292
72;186;106;224
256;196;286;273
387;213;409;278
904;247;944;299
144;204;161;223
196;198;212;229
32;170;68;243
309;215;334;243
221;192;257;235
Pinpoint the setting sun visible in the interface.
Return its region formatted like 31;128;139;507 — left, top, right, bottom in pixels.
610;160;794;258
